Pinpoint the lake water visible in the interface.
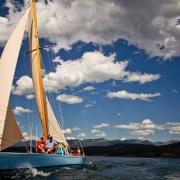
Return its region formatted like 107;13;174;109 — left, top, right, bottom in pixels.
1;156;180;179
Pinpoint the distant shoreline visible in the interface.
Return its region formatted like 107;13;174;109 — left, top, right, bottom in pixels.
3;139;180;158
83;142;180;158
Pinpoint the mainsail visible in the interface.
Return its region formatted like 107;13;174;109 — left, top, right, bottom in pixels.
0;9;30;150
28;1;49;140
28;1;67;144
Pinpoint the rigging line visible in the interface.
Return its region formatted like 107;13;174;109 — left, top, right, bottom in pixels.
45;30;56;70
42;39;64;130
27;98;30;148
59;93;64;129
40;40;57;120
45;31;65;130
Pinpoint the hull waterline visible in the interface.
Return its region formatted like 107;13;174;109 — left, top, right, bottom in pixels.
0;152;85;171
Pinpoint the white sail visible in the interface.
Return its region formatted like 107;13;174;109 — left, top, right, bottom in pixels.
1;106;24;151
46;96;67;145
28;2;67;144
0;9;30;151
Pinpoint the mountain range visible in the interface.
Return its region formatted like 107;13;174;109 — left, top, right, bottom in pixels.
3;138;180;158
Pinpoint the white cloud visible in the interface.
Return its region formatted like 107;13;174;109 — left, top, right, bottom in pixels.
107;90;161;101
52;57;64;63
91;129;102;134
114;119;163;130
166;122;180;134
77;132;86;138
85;104;93;108
43;52;160;92
13;106;32;116
85;101;96;108
22;132;30;140
56;94;83;104
2;0;180;59
115;120;180;138
66;136;76;140
124;72;160;84
62;128;72;134
93;123;109;129
82;86;95;91
13;52;160;96
131;129;155;139
23;131;38;140
25;94;35;100
63;127;81;135
95;132;106;138
12;76;33;96
91;125;107;137
114;119;164;139
72;127;81;131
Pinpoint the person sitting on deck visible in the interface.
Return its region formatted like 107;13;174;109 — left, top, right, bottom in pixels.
46;136;57;154
37;137;46;153
62;143;70;155
56;143;65;155
76;146;81;156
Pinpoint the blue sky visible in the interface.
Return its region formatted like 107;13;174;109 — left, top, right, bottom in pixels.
1;0;180;141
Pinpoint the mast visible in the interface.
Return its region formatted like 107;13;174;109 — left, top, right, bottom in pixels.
31;0;48;140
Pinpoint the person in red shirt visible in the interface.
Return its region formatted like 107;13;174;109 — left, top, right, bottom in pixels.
37;137;46;153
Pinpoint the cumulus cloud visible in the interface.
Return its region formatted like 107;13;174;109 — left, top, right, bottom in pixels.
2;0;180;59
22;131;38;140
82;86;95;91
93;123;109;129
131;129;155;139
124;72;160;84
95;132;106;138
12;76;33;96
56;94;83;104
166;122;180;134
115;119;180;138
62;128;72;134
107;90;161;101
91;129;102;134
91;123;109;137
114;119;163;130
77;132;86;138
114;119;163;139
12;52;160;96
43;52;160;92
13;106;32;115
63;127;81;135
25;94;35;100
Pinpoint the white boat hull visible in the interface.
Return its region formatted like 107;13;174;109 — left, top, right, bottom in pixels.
0;152;85;170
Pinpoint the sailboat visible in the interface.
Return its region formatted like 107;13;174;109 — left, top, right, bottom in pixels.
0;1;85;170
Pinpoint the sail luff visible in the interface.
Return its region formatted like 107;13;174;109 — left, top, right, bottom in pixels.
29;1;48;140
0;9;30;150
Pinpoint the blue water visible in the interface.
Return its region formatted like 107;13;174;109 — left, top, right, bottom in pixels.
1;157;180;179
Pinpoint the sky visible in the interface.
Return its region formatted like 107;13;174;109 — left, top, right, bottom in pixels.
1;0;180;142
